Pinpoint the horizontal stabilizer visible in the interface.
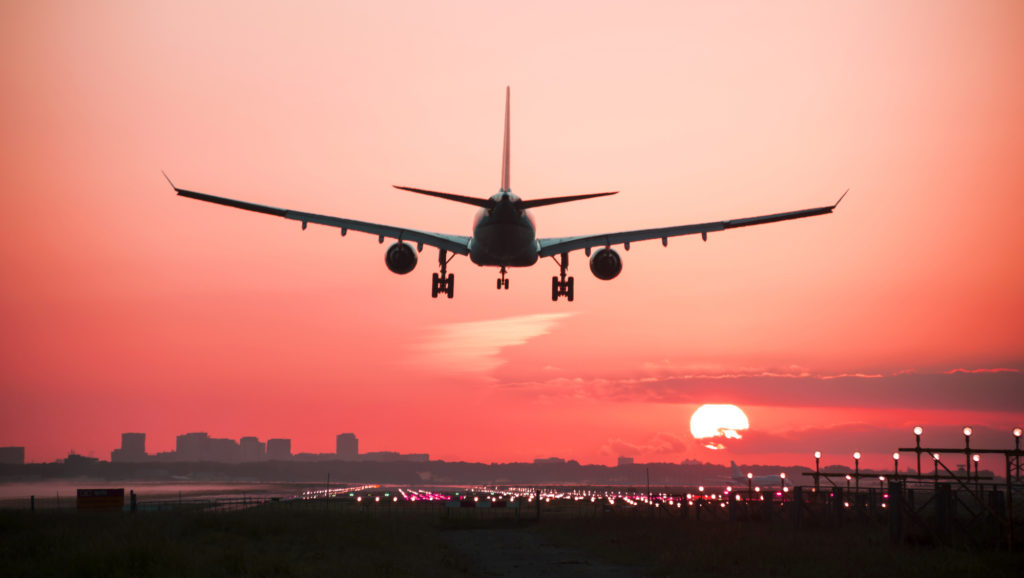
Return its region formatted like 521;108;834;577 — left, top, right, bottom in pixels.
393;185;495;208
519;191;618;209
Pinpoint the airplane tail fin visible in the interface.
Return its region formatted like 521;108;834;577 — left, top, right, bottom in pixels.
395;87;618;209
501;86;510;193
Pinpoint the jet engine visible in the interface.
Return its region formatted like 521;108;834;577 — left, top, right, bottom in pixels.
589;248;622;280
385;242;417;274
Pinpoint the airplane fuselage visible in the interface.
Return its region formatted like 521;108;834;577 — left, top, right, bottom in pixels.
468;192;539;267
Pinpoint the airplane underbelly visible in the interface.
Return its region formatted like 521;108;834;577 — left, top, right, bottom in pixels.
469;223;538;266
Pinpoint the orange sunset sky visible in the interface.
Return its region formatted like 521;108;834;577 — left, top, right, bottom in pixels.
1;1;1022;470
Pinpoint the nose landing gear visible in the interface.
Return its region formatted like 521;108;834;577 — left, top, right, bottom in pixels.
551;252;574;302
496;266;510;290
432;249;455;299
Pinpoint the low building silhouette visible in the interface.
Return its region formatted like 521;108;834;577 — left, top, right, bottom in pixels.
360;451;429;462
0;447;25;465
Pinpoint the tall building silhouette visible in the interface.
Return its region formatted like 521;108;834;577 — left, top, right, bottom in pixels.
208;437;241;462
266;438;291;460
336;433;358;459
111;433;146;462
174;432;241;462
176;432;210;461
240;436;266;461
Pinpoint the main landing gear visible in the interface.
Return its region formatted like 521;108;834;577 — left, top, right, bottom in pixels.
496;266;510;290
551;252;574;302
431;249;454;299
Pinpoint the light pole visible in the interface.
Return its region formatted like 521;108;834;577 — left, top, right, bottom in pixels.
972;454;980;491
932;453;940;485
780;473;786;501
747;472;753;500
963;426;972;479
853;452;861;494
892;452;900;480
1014;428;1023;482
814;451;821;492
914;426;923;476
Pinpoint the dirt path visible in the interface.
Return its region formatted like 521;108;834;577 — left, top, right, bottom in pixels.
443;527;644;577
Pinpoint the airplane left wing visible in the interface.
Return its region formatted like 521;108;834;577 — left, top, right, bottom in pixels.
167;175;471;255
537;191;847;257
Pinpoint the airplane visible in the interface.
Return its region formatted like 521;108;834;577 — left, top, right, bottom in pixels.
731;461;792;488
167;87;846;301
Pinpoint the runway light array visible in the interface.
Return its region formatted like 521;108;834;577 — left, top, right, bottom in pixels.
291;476;877;513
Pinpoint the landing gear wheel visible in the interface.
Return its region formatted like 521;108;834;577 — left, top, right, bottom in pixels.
551;252;574;302
432;249;455;299
503;279;509;290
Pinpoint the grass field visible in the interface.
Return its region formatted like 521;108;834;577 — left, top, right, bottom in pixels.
0;505;467;577
529;515;1022;577
2;503;1021;576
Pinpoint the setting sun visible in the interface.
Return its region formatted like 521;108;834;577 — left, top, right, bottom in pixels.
689;404;750;450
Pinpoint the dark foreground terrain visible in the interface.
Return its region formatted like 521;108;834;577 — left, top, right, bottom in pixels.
1;505;1020;577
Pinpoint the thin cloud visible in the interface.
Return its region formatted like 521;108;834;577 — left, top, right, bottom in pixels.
944;367;1020;375
413;313;574;372
495;366;1024;411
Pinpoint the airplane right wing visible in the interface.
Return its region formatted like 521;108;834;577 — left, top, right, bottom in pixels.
167;174;472;255
537;191;847;257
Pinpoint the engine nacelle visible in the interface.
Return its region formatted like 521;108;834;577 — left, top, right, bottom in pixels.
589;248;622;280
385;242;417;274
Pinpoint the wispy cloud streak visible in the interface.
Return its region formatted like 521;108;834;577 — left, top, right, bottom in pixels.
496;367;1024;411
413;313;574;372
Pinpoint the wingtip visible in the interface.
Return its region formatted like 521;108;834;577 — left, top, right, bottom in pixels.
162;170;178;191
833;188;849;208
